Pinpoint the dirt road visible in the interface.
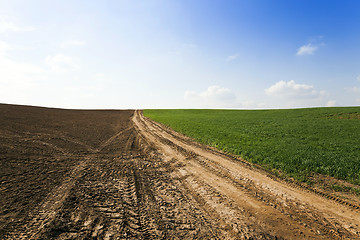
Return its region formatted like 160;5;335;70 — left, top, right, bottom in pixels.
1;104;359;239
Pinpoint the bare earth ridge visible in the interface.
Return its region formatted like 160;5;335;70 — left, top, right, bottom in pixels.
1;104;359;239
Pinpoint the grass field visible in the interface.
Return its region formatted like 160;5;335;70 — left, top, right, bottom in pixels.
144;107;360;186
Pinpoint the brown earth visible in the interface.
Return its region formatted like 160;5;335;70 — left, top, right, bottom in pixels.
1;104;359;239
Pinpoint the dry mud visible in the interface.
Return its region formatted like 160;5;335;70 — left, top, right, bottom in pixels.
1;104;359;239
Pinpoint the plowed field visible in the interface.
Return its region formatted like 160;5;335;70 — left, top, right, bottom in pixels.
1;104;359;239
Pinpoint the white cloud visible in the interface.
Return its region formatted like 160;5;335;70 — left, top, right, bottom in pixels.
344;75;360;94
0;20;40;104
0;57;44;84
326;100;337;107
0;15;34;34
349;86;360;93
226;53;239;61
265;80;331;108
0;41;11;55
61;40;86;48
65;84;103;98
96;73;105;78
45;54;79;72
344;76;360;95
184;85;236;108
265;80;320;98
240;100;266;109
186;85;235;100
0;41;44;83
296;44;318;56
169;43;197;56
0;46;46;104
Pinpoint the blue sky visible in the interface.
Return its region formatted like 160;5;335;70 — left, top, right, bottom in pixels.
0;0;359;109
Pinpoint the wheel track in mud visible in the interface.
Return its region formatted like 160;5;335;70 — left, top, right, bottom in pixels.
67;131;221;239
134;111;289;239
149;115;360;211
5;118;136;239
134;110;360;239
54;130;155;240
140;121;345;238
3;106;360;239
5;111;221;239
156;119;360;236
6;157;90;239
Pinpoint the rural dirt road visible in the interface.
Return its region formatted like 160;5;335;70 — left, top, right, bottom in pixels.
1;104;359;239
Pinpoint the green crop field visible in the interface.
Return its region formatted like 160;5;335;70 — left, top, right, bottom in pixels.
144;107;360;186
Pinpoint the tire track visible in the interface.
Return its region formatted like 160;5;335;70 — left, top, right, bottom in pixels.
5;106;358;239
134;110;360;239
6;157;91;240
12;115;220;239
149;115;360;210
98;126;133;151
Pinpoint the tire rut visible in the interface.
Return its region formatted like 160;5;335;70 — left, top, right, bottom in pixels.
4;107;359;239
6;157;90;240
6;112;221;239
134;110;360;239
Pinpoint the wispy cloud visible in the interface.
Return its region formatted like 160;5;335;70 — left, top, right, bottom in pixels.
169;43;197;56
240;100;266;109
45;54;79;73
61;40;86;48
296;44;318;56
226;53;239;61
0;15;34;34
96;73;105;78
0;40;45;104
0;41;11;55
185;85;235;100
348;86;360;93
345;75;360;93
326;100;337;107
185;85;236;108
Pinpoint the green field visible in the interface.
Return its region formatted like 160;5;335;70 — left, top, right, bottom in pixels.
144;107;360;185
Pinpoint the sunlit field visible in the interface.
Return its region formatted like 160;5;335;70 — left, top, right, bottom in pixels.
145;107;360;185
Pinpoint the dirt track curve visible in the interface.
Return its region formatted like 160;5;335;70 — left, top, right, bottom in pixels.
1;104;359;239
